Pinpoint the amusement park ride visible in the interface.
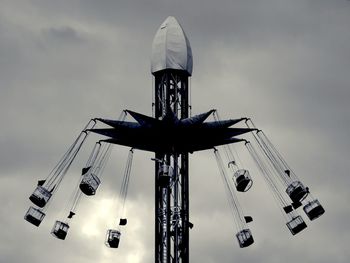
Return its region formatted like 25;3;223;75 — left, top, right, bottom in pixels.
24;17;325;263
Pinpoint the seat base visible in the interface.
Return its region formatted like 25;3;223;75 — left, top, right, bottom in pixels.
79;183;96;196
24;214;42;227
305;206;325;221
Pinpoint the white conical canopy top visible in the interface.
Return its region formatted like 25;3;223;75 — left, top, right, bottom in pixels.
151;16;193;76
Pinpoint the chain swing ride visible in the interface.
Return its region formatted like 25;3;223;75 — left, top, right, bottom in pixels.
24;16;325;263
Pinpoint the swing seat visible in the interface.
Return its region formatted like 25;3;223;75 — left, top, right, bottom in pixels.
286;215;307;235
236;229;254;248
51;221;69;240
24;206;45;227
158;164;172;188
303;199;325;221
233;169;253;192
29;185;52;208
80;173;101;196
105;230;121;248
119;218;127;226
286;181;308;203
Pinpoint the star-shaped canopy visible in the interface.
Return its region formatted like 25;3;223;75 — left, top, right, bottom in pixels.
89;110;255;153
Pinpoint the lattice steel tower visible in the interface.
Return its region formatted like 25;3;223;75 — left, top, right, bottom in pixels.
151;17;192;263
148;16;252;263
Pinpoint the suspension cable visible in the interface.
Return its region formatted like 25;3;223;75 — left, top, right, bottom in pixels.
44;119;96;190
213;148;246;231
245;119;299;184
85;142;102;169
258;130;298;181
245;141;298;221
117;148;134;224
245;120;289;187
90;142;113;178
213;111;238;172
59;135;116;222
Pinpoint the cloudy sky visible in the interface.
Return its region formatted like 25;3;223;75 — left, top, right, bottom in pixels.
1;0;349;262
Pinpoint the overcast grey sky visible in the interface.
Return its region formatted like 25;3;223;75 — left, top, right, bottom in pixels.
1;0;350;262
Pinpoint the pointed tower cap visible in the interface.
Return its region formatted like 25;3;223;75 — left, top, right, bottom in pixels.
151;16;193;76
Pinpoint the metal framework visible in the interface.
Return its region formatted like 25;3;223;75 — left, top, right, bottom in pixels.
77;15;256;263
154;69;190;263
88;68;253;263
24;16;325;263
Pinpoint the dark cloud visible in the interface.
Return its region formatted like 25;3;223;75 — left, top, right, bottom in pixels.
42;26;83;43
1;0;349;262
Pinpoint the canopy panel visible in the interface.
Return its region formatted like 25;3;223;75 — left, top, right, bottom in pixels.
91;109;254;154
151;16;193;76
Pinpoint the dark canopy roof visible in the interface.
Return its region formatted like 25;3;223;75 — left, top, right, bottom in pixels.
90;110;254;153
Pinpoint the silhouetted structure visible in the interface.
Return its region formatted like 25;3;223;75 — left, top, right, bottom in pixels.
24;16;325;263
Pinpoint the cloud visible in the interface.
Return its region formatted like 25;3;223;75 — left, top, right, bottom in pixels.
1;0;349;263
42;26;83;43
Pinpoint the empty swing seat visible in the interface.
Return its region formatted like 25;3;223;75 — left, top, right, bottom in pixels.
159;164;172;188
236;229;254;248
105;229;121;248
119;218;127;226
51;221;69;240
24;206;45;227
303;199;325;221
79;173;101;196
233;169;253;192
29;185;52;208
286;181;308;203
286;215;307;235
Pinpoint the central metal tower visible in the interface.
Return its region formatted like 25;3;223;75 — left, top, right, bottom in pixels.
154;70;190;262
151;17;192;263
